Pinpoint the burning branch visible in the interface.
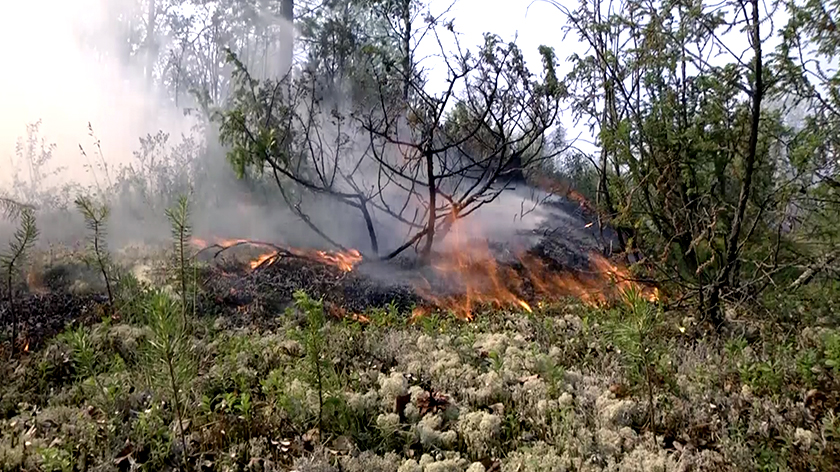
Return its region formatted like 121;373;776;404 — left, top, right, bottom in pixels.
193;237;363;273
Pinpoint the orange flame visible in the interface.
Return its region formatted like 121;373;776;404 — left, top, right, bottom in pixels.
193;225;656;321
303;249;363;272
192;237;363;273
250;252;279;269
412;218;657;320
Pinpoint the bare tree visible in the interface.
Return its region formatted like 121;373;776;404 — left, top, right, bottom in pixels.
217;52;386;254
359;25;565;261
216;3;564;262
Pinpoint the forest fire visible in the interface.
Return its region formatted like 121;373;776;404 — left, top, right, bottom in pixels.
305;248;363;272
413;245;655;320
191;226;655;322
249;252;278;269
246;248;364;271
409;220;658;320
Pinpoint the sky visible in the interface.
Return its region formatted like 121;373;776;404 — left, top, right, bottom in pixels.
0;1;579;185
0;0;191;190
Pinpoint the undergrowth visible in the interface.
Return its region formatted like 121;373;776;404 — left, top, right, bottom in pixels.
0;277;837;471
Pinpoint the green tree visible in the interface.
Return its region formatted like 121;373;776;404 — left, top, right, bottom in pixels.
75;195;115;305
164;194;194;323
545;0;815;322
772;0;840;289
144;291;195;469
1;204;39;358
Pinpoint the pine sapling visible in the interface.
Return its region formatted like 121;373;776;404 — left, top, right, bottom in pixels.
610;287;661;442
165;195;193;324
291;290;332;435
75;195;114;305
1;196;27;220
1;205;38;358
144;291;194;470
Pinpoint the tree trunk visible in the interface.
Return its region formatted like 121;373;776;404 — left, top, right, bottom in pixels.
421;151;436;263
280;0;295;77
593;0;626;257
708;0;763;324
358;199;380;256
7;269;16;360
401;0;412;100
145;0;157;89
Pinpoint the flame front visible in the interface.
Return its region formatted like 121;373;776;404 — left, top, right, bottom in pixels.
192;226;655;321
413;218;657;320
306;249;363;272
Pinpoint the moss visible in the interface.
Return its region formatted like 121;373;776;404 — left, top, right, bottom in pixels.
459;411;502;458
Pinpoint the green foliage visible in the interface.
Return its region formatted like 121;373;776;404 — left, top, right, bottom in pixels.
215;51;292;181
143;290;194;466
823;330;840;372
164;194;194;322
417;310;460;336
534;354;565;397
366;301;401;328
0;207;39;274
0;197;31;221
795;348;819;387
113;270;150;323
608;288;664;433
1;206;38;358
289;290;343;435
739;359;785;397
62;327;100;381
2;289;840;469
549;0;840;316
36;446;72;472
74;194;114;304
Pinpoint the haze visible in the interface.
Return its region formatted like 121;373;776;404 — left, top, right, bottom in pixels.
0;0;192;190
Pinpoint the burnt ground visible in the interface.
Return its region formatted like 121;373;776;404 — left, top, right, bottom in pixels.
1;243;612;351
200;256;423;327
198;244;617;329
0;292;106;354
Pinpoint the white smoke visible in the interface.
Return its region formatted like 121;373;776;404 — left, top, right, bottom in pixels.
0;0;196;191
